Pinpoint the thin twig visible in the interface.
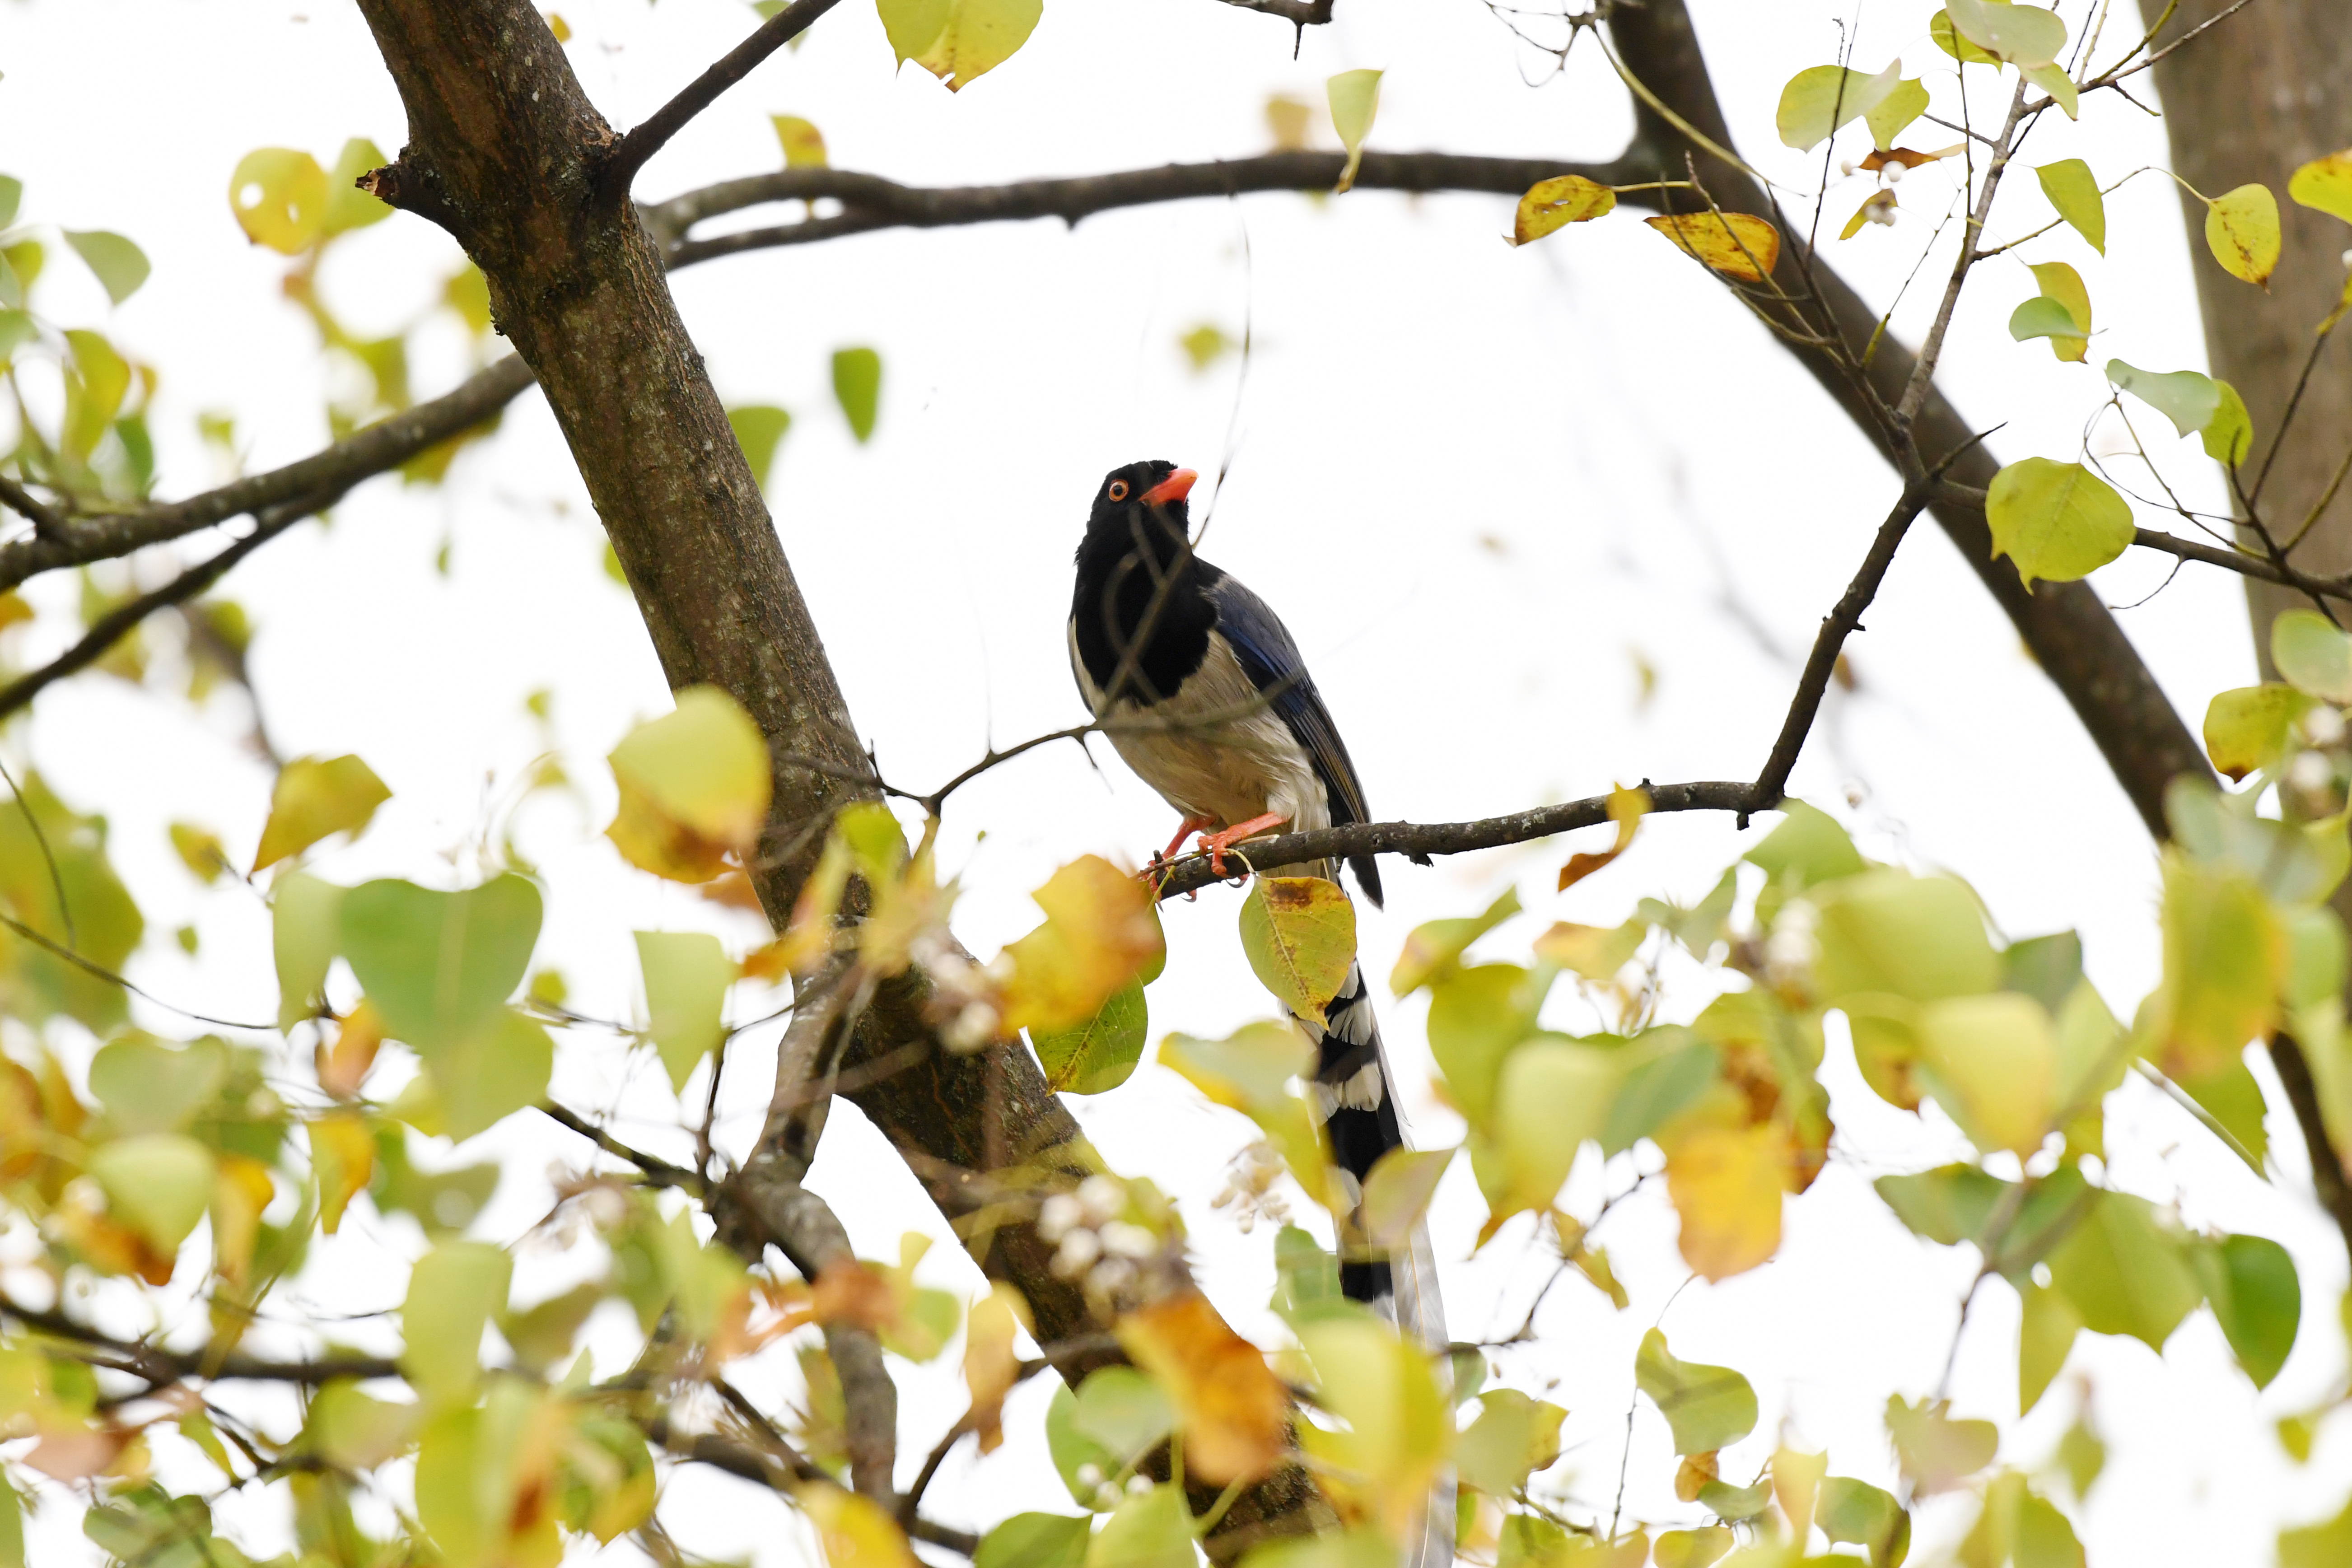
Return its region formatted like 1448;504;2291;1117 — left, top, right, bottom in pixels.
598;0;845;197
538;1101;707;1193
0;474;68;543
0;752;75;949
0;907;274;1029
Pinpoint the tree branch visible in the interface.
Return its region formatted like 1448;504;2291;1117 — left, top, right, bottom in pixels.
642;1416;981;1557
1210;0;1333;27
597;0;844;198
646;149;1653;267
0;474;68;544
1;1294;400;1386
0;355;534;595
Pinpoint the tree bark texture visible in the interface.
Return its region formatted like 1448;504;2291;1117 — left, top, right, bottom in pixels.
350;0;1326;1547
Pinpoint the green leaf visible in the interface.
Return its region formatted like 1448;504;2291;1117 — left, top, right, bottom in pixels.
1984;458;2133;589
1359;1145;1453;1248
1327;69;1383;194
2153;852;2285;1080
2001;930;2085;1014
1270;1223;1346;1325
229;147;331;254
420;1006;554;1142
2282;1496;2352;1568
728;404;792;490
1775;61;1903;152
1698;1478;1772;1521
2192;1232;2300;1389
635;930;737;1092
1866;79;1930;149
2289;151;2352;226
1814;868;1999;1002
62;231;149;306
2204;379;2254;466
1239;875;1357;1019
1599;1034;1720;1156
2203;683;2309;781
1071;1367;1174;1466
1817;1475;1910;1568
1876;1163;2007;1245
88;1134;215;1252
1392;887;1521;995
1653;1527;1734;1568
1455;1388;1565;1495
88;1037;228;1136
1045;1383;1122;1509
2024;61;2079;117
1886;1395;1997;1494
2179;1057;2270;1171
2168;778;2348;907
1160;1022;1311;1115
2046;1188;2203;1350
1087;1484;1193;1568
2106;360;2221;441
1033;978;1148;1094
1494;1039;1618;1221
1943;0;2067;67
0;174;19;230
2028;261;2092;362
1634;1328;1755;1455
978;1514;1090;1568
831;347;882;442
2019;1279;2083;1414
322;139;394;237
2036;159;2105;252
401;1241;511;1403
877;0;949;63
272;873;347;1031
340;875;543;1053
1928;9;2000;65
253;754;392;871
1426;964;1547;1127
2275;609;2352;702
2206;182;2282;286
62;329;129;461
1746;799;1866;901
0;308;34;361
2009;295;2088;348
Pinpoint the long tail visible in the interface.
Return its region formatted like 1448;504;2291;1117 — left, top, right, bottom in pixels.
1302;953;1455;1566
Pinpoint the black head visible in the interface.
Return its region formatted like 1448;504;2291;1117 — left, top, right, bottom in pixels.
1086;459;1198;537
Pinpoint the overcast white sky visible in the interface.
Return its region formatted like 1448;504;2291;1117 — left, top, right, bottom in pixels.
5;0;2347;1563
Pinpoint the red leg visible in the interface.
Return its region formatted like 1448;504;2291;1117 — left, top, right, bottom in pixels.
1196;812;1288;877
1156;814;1212;865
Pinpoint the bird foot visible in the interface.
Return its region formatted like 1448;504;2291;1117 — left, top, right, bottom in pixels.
1195;812;1288;878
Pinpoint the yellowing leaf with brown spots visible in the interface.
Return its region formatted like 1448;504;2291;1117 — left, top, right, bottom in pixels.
907;0;1041;92
2205;183;2281;287
998;855;1165;1034
1645;212;1782;282
1559;783;1649;891
1239;874;1357;1019
1664;1121;1792;1280
605;686;771;883
1117;1290;1289;1484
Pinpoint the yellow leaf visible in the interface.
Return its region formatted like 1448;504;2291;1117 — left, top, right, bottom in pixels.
1328;69;1383;193
229;148;329;254
605;686;772;883
309;1113;375;1235
1645;212;1782;282
1513;175;1616;246
2205;183;2282;287
1117;1290;1290;1484
1914;993;2057;1155
2028;260;2091;363
1295;1315;1451;1535
252;754;391;872
210;1151;276;1288
318;999;386;1098
963;1284;1028;1454
1774;61;1903;153
1359;1146;1453;1249
999;855;1165;1034
910;0;1041;92
2156;854;2286;1079
1663;1121;1792;1281
168;822;229;883
772;115;828;168
1558;782;1648;890
2288;149;2352;227
1531;919;1645;982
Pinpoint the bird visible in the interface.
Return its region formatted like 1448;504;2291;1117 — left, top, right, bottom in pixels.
1065;458;1446;1342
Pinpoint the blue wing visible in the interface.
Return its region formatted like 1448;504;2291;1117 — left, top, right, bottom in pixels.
1200;567;1385;905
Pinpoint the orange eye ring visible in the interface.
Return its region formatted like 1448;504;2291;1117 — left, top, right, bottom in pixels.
1107;479;1130;502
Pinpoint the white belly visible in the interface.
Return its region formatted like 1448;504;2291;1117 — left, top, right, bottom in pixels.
1070;622;1331;835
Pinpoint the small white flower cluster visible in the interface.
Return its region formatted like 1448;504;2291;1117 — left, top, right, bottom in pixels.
2290;704;2349;803
1038;1175;1167;1305
1208;1141;1290;1234
1071;1463;1154;1512
1762;898;1820;995
912;929;1003;1052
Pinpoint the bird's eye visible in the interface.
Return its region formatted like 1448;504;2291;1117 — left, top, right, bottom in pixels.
1107;480;1130;502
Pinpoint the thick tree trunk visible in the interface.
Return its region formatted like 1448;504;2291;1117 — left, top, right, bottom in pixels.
349;0;1328;1549
2153;0;2352;1240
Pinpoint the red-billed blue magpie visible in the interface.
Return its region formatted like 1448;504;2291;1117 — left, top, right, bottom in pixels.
1067;459;1446;1350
